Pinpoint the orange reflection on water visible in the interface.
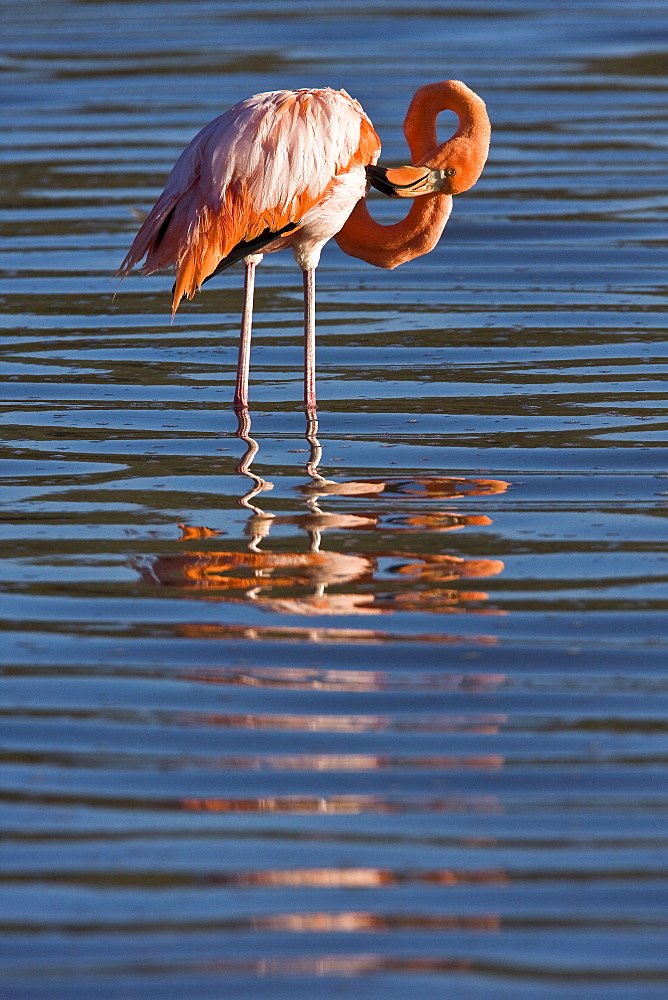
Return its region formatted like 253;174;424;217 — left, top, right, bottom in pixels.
402;512;493;532
144;547;374;596
141;544;504;616
395;715;506;733
254;911;501;932
180;712;387;732
186;666;506;693
182;794;503;815
198;753;504;771
177;524;224;539
214;866;508;889
200;954;475;975
303;476;510;501
140;546;505;615
262;753;504;771
177;623;396;642
397;477;510;498
267;753;382;770
182;795;395;815
257;912;382;932
134;417;508;619
176;623;501;644
392;555;504;581
254;592;382;616
189;666;387;691
178;711;506;734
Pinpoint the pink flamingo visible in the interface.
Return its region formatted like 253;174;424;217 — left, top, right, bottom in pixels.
118;81;490;414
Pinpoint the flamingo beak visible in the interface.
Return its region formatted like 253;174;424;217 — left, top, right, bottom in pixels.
366;164;450;198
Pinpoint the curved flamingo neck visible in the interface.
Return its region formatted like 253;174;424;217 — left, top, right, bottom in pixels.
335;194;453;270
404;80;491;167
335;80;489;269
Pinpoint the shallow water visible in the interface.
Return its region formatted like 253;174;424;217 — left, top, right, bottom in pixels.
2;1;668;997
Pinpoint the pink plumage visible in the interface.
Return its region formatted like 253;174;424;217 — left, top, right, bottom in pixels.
118;88;381;316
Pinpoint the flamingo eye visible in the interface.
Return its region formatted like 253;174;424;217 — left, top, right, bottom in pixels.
444;167;456;177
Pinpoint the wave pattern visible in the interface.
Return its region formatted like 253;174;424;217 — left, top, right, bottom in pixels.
1;1;667;997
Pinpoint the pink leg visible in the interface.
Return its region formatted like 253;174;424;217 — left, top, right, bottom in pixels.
234;257;258;410
303;267;317;415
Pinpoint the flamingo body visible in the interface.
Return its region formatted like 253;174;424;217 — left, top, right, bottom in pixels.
119;88;381;316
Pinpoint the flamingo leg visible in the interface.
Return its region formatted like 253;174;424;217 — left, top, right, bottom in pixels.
303;267;317;415
234;256;260;410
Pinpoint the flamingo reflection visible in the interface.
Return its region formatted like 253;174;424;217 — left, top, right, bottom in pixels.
183;792;503;815
135;411;507;615
198;955;477;976
193;866;507;889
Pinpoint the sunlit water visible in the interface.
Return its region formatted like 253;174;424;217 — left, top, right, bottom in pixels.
2;1;667;997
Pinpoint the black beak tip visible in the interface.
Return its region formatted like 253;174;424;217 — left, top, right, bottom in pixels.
365;165;400;198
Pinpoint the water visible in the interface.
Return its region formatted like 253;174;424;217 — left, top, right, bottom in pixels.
2;1;667;997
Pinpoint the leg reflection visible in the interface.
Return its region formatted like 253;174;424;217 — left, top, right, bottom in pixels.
134;412;507;618
235;407;275;550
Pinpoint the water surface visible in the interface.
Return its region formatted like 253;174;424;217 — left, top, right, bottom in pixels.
2;1;668;997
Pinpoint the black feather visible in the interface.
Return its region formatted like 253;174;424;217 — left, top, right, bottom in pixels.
170;220;301;302
203;221;301;283
153;205;176;251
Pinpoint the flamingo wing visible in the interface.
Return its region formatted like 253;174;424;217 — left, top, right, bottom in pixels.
117;88;380;314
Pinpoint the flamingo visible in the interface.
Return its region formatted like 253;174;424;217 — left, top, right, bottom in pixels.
118;81;491;414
